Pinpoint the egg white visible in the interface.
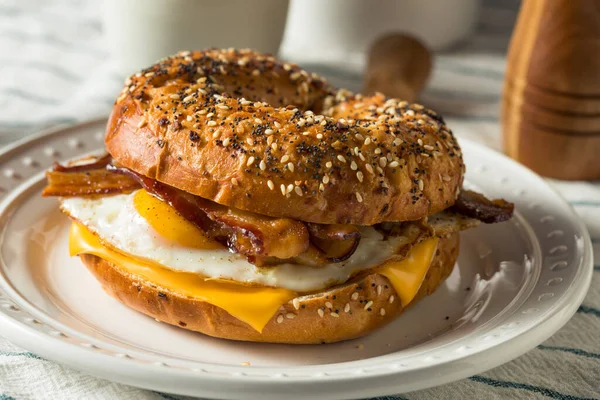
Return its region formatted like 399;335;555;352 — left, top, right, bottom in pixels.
60;191;404;292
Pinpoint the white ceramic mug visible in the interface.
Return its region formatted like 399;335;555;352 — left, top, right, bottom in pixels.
103;0;290;76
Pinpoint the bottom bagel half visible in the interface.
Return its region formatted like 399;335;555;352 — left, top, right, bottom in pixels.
79;233;459;344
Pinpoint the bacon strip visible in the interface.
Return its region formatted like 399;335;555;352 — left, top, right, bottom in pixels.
451;190;514;223
306;223;361;263
106;165;310;264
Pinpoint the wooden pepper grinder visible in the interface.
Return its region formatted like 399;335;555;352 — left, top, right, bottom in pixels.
502;0;600;180
364;34;432;103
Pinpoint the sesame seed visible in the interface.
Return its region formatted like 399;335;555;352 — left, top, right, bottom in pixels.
326;161;333;169
254;118;262;124
186;115;193;122
265;129;274;135
350;161;358;170
276;315;284;324
231;177;238;186
359;152;366;161
351;292;359;301
377;285;382;295
364;301;373;310
267;180;274;190
325;301;333;309
321;120;327;126
252;69;260;76
216;104;228;110
274;121;282;129
317;309;324;318
212;131;220;139
356;171;364;182
267;136;274;145
198;109;207;115
280;184;286;196
281;155;290;163
322;175;330;184
388;161;399;168
207;112;214;118
246;137;253;145
364;137;371;145
287;184;294;194
374;148;382;155
377;166;384;174
169;94;180;100
442;175;452;182
344;303;350;313
316;133;323;139
292;298;300;310
287;162;295;172
379;157;387;168
247;156;255;166
424;144;434;151
337;155;346;163
319;183;325;191
207;121;217;127
290;72;301;80
393;138;403;146
380;308;386;316
222;137;230;147
389;295;395;304
286;313;296;319
418;179;424;191
365;164;374;174
144;72;155;77
356;192;363;203
259;160;266;171
418;139;424;146
271;143;278;151
355;133;364;141
330;312;340;318
405;109;415;116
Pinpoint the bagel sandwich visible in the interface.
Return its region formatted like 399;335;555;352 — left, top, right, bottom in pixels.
43;49;514;344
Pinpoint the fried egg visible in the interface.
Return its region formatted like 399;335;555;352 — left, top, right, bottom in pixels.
60;189;405;292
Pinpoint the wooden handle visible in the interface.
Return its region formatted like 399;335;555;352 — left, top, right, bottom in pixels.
363;34;432;103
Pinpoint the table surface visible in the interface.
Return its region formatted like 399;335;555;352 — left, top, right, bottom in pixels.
0;0;598;399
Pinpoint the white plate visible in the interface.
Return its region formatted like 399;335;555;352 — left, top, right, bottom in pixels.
0;120;592;400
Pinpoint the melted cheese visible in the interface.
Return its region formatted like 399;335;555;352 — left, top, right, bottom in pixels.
69;222;438;332
375;238;439;307
69;222;296;332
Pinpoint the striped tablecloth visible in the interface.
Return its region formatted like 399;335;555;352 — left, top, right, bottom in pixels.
0;0;598;399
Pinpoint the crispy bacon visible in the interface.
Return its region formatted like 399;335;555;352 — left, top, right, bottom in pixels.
42;154;140;197
306;223;361;263
451;190;514;223
106;165;311;264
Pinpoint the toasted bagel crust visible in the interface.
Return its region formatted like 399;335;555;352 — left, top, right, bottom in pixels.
80;233;459;344
106;49;464;225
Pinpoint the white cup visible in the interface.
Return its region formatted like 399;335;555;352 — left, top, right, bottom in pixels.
103;0;290;76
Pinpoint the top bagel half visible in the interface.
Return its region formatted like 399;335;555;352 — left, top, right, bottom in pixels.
105;49;464;225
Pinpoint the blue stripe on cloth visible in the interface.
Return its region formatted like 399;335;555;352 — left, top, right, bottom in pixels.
0;350;43;360
577;305;600;317
368;396;409;400
154;392;181;400
469;376;595;399
0;394;17;400
0;88;61;105
437;61;505;80
0;60;82;82
0;118;78;130
594;265;600;271
537;345;600;360
569;201;600;207
1;30;104;56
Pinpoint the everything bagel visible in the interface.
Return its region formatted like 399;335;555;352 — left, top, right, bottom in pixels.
106;48;464;225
